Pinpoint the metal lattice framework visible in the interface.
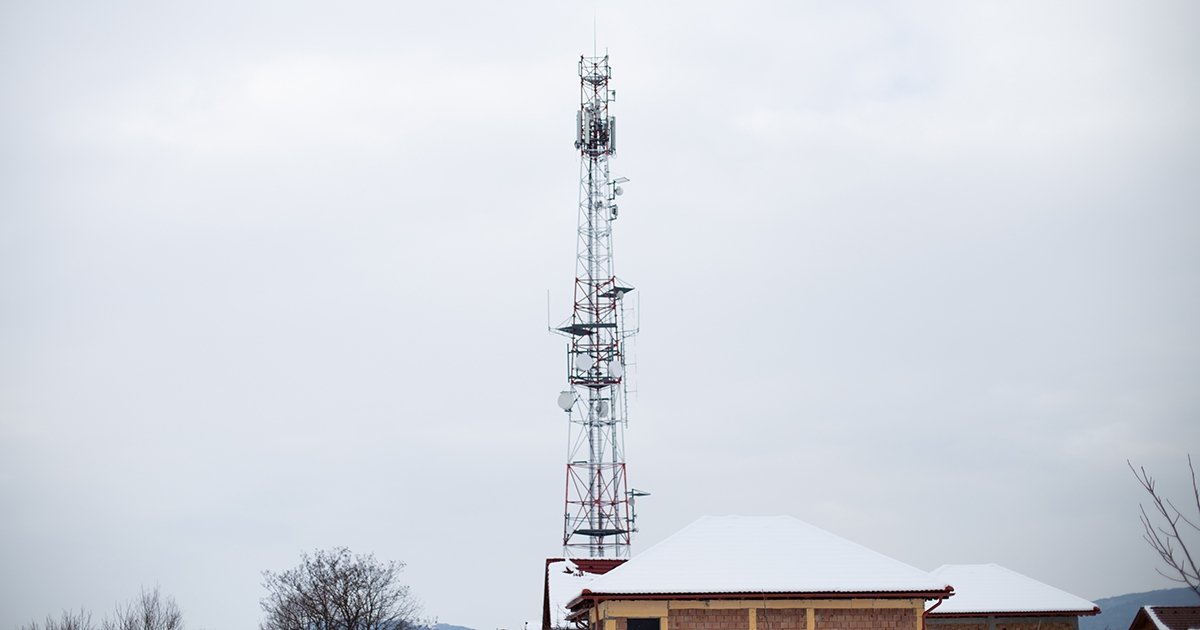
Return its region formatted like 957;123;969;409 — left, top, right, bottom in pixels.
553;55;639;558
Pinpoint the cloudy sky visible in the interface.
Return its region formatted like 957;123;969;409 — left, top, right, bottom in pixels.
2;2;1198;629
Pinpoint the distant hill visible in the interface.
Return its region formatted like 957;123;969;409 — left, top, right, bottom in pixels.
1080;587;1200;630
436;623;477;630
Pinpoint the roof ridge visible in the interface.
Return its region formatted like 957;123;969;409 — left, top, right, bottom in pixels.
1146;605;1170;630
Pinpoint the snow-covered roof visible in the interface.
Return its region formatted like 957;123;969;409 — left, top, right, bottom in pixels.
574;516;951;599
1140;606;1200;630
926;565;1097;615
548;560;602;628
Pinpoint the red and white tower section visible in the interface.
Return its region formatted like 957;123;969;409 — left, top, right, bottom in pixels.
553;55;642;559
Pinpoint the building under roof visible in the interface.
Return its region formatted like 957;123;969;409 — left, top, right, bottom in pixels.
554;516;954;630
925;564;1099;630
1127;606;1200;630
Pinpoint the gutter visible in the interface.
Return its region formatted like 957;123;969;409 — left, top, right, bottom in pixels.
544;558;565;630
927;609;1101;619
568;587;956;616
923;595;946;630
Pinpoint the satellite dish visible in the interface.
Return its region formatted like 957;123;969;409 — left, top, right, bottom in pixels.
577;354;595;371
608;361;624;378
557;391;574;411
596;401;610;417
614;186;623;196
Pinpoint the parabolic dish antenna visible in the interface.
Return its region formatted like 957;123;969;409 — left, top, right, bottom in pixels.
577;354;595;371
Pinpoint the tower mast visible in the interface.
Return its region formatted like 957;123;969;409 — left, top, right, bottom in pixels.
554;54;637;558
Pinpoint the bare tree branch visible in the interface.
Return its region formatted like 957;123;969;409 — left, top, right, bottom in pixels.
1130;456;1200;598
21;588;186;630
101;585;185;630
20;609;96;630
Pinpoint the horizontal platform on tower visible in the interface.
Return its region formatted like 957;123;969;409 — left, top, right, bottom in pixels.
601;286;635;298
574;528;629;538
556;322;618;336
570;378;622;389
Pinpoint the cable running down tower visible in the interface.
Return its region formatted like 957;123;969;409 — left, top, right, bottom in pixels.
553;55;640;559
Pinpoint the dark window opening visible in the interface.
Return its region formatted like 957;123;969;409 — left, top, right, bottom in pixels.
628;619;660;630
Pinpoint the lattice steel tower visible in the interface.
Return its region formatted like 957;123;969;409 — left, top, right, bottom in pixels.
553;54;640;558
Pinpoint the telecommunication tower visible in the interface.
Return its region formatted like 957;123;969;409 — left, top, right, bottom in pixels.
553;55;640;559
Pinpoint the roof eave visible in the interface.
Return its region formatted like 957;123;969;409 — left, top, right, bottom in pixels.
568;587;955;611
929;607;1101;619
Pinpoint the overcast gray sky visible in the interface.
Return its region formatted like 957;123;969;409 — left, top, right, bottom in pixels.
2;2;1198;629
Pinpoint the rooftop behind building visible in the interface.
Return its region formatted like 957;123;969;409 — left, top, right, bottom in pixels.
927;564;1099;616
1128;606;1200;630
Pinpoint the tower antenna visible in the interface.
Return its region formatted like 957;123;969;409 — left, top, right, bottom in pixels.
552;54;639;558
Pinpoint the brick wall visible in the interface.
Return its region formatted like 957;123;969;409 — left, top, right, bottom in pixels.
926;619;1070;630
928;623;985;630
669;608;748;630
996;622;1072;630
756;608;807;630
813;609;917;630
930;621;1072;630
655;608;917;630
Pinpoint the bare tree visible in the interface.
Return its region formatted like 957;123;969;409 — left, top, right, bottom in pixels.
1130;455;1200;598
20;587;184;630
261;547;424;630
102;586;185;630
20;609;95;630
